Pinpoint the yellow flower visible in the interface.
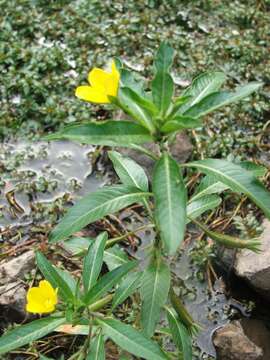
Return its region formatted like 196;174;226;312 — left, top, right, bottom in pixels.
26;280;58;314
75;60;120;104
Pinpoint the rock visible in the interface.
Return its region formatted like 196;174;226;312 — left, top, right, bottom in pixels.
0;281;26;317
241;319;270;360
0;250;35;285
215;246;237;272
118;132;193;176
234;220;270;299
213;320;263;360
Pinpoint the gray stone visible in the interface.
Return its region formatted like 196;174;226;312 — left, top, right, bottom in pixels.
0;250;35;285
118;132;193;176
0;281;26;316
241;319;270;360
234;220;270;299
213;320;263;360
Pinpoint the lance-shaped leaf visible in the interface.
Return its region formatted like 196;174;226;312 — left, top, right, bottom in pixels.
191;161;266;201
44;121;153;147
166;307;192;360
104;245;129;271
121;87;158;116
86;332;105;360
153;153;187;254
184;159;270;218
0;317;65;355
140;254;171;337
83;260;138;306
178;71;226;113
161;115;202;133
117;89;156;134
50;185;151;243
112;271;142;310
62;237;94;256
36;252;75;302
184;82;262;118
187;195;222;222
83;232;108;292
109;151;148;191
120;68;145;97
97;318;167;360
152;42;174;116
55;268;77;296
191;176;228;201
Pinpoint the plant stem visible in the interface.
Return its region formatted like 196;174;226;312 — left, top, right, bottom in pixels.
105;223;155;249
129;143;159;160
88;294;113;312
169;286;200;334
80;312;93;359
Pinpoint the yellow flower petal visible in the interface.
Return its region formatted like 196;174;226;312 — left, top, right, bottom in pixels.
88;68;111;90
26;301;55;314
27;287;45;303
76;60;120;104
104;73;119;97
26;280;58;314
75;85;109;103
105;60;120;97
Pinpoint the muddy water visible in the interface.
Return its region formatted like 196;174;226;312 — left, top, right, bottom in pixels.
134;226;249;360
0;140;107;232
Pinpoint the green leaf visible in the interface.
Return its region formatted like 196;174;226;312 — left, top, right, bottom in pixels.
83;232;108;292
121;87;158;116
184;159;270;218
187;195;222;222
104;245;129;271
179;71;226;113
0;317;65;355
36;252;75;302
166;307;192;360
120;68;145;97
50;185;151;243
161;115;202;133
55;268;77;296
168;95;192;118
62;237;94;256
97;318;167;360
112;271;142;310
191;176;228;201
240;161;267;177
109;151;148;191
191;161;266;201
140;254;171;337
153;153;187;254
152;42;174;116
86;332;105;360
83;260;138;305
117;88;155;134
44;121;153;147
184;82;262;118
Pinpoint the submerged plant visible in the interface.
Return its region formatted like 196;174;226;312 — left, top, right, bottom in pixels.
1;42;269;359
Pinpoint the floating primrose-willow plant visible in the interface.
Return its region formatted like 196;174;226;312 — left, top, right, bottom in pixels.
1;43;269;360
